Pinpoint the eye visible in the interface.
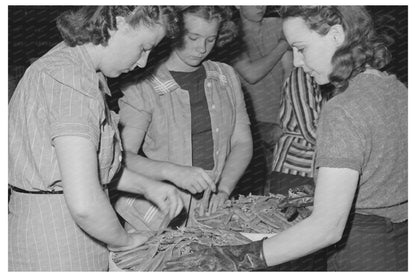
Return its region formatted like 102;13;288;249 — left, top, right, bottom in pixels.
297;47;304;54
188;35;198;41
207;37;216;43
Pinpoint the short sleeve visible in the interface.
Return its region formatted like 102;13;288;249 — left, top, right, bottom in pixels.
226;65;250;126
315;104;365;172
43;70;102;149
118;82;153;131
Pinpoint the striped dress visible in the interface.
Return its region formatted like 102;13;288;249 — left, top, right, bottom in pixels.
8;42;122;271
272;67;324;177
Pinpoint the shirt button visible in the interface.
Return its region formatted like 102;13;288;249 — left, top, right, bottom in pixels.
119;155;122;162
215;128;219;132
207;82;212;88
212;104;216;109
216;150;220;155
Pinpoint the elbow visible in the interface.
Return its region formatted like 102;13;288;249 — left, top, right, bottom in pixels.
67;199;95;222
245;76;260;85
321;224;345;247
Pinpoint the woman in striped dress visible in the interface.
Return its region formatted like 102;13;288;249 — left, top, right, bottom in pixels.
271;67;324;192
8;6;183;271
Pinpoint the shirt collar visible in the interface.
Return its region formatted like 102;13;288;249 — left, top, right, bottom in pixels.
150;60;228;95
76;44;112;97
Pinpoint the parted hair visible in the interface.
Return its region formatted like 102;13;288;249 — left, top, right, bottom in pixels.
180;6;238;48
57;6;181;47
280;6;392;93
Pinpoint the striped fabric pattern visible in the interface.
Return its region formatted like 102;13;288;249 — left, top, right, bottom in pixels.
8;42;121;271
272;67;324;177
8;193;108;271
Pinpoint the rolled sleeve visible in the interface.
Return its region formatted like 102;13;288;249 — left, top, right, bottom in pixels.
44;72;102;149
315;104;365;172
119;83;153;131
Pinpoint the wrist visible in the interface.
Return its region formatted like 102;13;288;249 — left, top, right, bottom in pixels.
218;188;230;197
161;162;177;181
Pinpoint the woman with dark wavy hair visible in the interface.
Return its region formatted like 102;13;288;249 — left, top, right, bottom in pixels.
163;6;407;271
115;6;251;231
9;6;184;271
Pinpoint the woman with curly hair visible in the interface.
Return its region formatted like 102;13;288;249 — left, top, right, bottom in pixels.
163;6;407;271
8;6;184;271
116;6;252;230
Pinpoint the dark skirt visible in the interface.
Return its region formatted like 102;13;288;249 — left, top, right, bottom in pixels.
326;213;408;271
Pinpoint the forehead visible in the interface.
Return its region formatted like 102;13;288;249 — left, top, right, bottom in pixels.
282;17;314;43
184;14;219;34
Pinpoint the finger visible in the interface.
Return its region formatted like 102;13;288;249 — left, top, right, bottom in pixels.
185;182;197;194
193;178;206;193
175;199;184;218
155;196;169;216
201;171;216;192
166;193;178;219
211;198;219;213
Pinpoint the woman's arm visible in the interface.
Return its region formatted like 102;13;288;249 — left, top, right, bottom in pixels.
262;167;359;266
115;167;184;219
121;126;216;194
54;136;135;249
209;123;253;212
233;39;290;85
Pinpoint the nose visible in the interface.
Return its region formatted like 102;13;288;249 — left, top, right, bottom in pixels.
135;51;150;69
293;51;304;68
197;40;207;54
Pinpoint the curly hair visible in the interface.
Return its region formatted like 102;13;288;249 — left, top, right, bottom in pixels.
56;6;181;47
178;6;239;48
280;6;392;93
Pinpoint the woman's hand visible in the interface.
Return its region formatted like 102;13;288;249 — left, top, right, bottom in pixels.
108;231;153;252
208;190;229;214
167;165;216;195
142;181;184;220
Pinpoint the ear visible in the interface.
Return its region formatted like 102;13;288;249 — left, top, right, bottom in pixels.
115;15;128;30
328;24;345;46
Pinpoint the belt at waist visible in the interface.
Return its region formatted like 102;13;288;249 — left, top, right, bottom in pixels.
10;184;109;194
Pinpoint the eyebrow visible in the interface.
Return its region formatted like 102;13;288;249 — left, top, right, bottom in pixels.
187;32;217;39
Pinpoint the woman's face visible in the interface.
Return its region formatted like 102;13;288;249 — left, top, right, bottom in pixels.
283;16;340;85
100;18;166;78
172;14;220;71
239;6;266;23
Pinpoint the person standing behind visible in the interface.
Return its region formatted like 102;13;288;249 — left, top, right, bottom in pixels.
233;6;292;173
8;6;184;271
269;67;324;194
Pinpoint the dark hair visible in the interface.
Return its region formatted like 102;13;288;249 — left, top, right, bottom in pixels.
178;6;238;48
280;6;392;93
57;6;181;47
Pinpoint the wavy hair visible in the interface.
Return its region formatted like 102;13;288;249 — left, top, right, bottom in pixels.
178;6;239;48
280;6;392;93
57;6;181;47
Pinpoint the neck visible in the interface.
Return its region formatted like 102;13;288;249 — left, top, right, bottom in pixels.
84;43;104;72
240;16;263;29
165;50;201;72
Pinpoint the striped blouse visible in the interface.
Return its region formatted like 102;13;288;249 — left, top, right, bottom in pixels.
8;42;122;192
272;67;324;177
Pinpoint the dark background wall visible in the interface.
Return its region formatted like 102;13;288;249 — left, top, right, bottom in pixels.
9;5;408;103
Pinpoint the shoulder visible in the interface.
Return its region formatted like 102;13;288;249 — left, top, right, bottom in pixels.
263;17;282;26
205;60;237;76
34;45;99;98
263;17;283;31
